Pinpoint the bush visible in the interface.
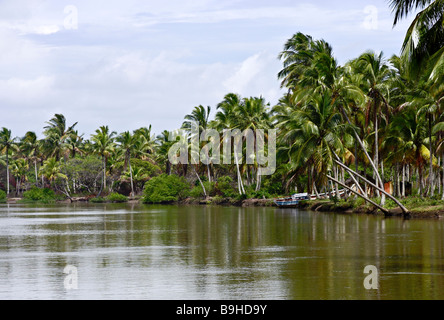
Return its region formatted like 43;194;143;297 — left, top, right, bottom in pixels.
190;181;216;198
142;174;190;204
106;192;128;203
215;176;236;198
0;189;6;203
23;187;56;203
90;197;106;203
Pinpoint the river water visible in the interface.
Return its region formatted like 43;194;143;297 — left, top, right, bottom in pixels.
0;203;443;300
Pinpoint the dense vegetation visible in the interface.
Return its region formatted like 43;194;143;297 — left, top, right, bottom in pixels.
1;1;443;212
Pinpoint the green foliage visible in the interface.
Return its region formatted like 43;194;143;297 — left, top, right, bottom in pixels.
115;158;161;177
190;181;216;198
0;189;6;203
142;174;190;203
215;176;236;198
23;187;56;203
90;197;106;203
106;192;128;203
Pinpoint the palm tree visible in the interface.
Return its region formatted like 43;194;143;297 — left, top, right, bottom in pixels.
0;128;18;195
389;0;444;79
351;51;393;204
91;126;116;195
133;126;156;158
42;114;78;161
155;130;174;176
116;131;136;197
234;96;272;191
215;93;246;194
389;104;429;196
40;157;68;188
182;105;212;182
20;131;41;186
11;158;29;196
65;130;84;159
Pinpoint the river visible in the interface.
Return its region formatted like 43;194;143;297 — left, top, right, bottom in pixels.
0;203;443;300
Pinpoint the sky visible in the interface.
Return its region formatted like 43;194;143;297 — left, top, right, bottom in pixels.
0;0;417;139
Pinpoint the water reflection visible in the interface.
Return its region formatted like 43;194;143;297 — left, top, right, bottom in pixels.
0;203;443;300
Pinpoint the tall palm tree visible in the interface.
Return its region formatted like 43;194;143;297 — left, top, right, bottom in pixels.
0;128;18;195
20;131;42;186
155;130;174;176
91;126;116;195
182;105;212;182
351;51;393;203
116;131;136;197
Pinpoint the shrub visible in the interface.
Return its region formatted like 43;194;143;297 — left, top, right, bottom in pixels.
142;174;190;204
106;192;128;203
215;176;236;198
0;189;6;203
23;187;56;203
190;181;216;198
90;197;106;203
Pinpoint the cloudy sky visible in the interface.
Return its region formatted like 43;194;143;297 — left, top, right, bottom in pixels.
0;0;416;139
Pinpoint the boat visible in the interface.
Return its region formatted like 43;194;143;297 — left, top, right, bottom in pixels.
274;193;310;208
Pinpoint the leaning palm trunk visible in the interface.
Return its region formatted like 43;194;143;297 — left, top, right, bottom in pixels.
193;165;206;197
338;105;385;200
333;159;409;215
327;175;389;214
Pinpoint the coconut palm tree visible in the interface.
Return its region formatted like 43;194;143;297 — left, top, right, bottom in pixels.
116;131;136;197
65;130;84;159
0;128;18;195
351;51;393;204
42;114;78;161
182;105;212;182
40;157;68;188
91;126;116;195
19;131;42;186
11;158;29;196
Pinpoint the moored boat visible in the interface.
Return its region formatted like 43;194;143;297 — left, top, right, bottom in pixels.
274;193;310;208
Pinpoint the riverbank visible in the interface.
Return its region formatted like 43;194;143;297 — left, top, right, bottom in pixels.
5;195;443;219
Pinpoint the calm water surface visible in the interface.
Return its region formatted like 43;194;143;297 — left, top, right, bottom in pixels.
0;203;443;300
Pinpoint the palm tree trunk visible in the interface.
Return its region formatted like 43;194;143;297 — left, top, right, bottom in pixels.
194;166;206;197
129;158;134;197
334;159;409;214
402;163;406;198
234;150;245;195
5;146;10;195
429;114;434;197
334;165;340;199
103;156;106;191
255;167;261;192
338;105;384;197
34;160;38;187
327;175;389;214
